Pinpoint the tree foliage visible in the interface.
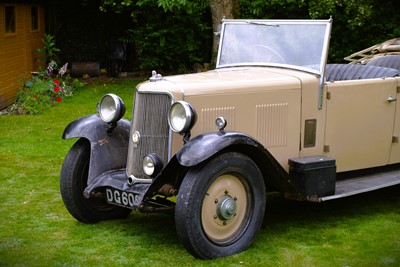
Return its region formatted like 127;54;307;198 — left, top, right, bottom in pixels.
240;0;400;62
99;0;400;72
100;0;212;72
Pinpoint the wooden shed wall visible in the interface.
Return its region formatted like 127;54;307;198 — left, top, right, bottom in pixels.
0;3;45;110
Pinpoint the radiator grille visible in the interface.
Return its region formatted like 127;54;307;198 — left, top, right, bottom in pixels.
126;92;171;178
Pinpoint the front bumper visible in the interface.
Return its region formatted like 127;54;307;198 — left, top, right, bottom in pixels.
84;169;150;210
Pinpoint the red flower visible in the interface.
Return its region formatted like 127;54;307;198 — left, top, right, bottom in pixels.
33;94;38;99
56;97;62;102
54;86;60;93
54;79;60;85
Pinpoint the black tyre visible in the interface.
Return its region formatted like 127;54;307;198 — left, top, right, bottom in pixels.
175;152;266;259
108;59;122;77
60;138;131;224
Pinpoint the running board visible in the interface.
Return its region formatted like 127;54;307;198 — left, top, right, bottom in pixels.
307;168;400;202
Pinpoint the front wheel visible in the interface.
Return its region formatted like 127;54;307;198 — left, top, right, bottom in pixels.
175;152;266;259
60;138;131;224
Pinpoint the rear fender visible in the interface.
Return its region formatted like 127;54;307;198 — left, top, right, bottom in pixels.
63;114;131;184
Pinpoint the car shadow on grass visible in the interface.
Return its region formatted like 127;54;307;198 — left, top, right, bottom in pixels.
261;184;400;238
98;211;180;246
77;185;399;261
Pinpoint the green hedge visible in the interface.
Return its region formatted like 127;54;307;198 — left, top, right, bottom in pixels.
51;0;400;73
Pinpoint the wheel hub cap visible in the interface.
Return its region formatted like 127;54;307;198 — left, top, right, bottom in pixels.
217;195;237;220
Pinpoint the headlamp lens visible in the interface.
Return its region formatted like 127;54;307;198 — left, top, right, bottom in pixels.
98;94;125;123
142;154;164;177
168;101;197;133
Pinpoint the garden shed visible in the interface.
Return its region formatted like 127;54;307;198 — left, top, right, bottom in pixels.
0;1;45;110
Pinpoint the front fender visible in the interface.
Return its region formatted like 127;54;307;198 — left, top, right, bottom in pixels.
63;114;131;184
144;131;298;201
177;131;264;166
63;114;130;140
175;131;296;194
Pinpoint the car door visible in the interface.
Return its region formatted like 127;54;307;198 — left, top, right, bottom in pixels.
324;78;397;172
389;77;400;164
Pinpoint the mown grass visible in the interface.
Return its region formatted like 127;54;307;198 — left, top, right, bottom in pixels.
1;77;400;266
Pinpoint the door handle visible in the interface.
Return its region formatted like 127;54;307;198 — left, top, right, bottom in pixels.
387;95;397;103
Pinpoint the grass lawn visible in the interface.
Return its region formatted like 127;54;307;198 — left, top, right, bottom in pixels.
1;77;400;266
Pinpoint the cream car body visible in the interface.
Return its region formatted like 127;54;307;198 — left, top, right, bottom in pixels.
61;19;400;259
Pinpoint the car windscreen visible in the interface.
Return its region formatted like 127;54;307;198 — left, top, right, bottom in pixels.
216;20;332;75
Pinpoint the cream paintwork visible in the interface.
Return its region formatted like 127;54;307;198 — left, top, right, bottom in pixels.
324;78;397;172
136;78;183;101
165;67;315;96
187;87;301;170
299;76;327;158
139;67;309;171
389;77;400;164
138;67;400;174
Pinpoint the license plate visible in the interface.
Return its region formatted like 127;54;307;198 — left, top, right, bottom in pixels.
105;188;139;209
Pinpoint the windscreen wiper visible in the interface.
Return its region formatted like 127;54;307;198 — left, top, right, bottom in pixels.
245;21;279;27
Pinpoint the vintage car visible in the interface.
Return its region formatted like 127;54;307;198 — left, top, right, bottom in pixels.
60;18;400;259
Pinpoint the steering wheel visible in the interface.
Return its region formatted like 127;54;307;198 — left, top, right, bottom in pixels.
253;45;287;64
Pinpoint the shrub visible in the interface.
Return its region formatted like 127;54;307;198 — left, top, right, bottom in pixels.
37;34;61;65
14;62;84;115
13;33;84;115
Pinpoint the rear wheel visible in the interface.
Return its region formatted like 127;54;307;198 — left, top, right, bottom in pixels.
60;138;131;223
108;59;122;77
175;152;266;259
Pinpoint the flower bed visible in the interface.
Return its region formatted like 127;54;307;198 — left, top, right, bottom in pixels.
13;61;84;115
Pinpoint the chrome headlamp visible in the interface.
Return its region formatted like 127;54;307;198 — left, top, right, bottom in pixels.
168;101;197;133
97;94;126;124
